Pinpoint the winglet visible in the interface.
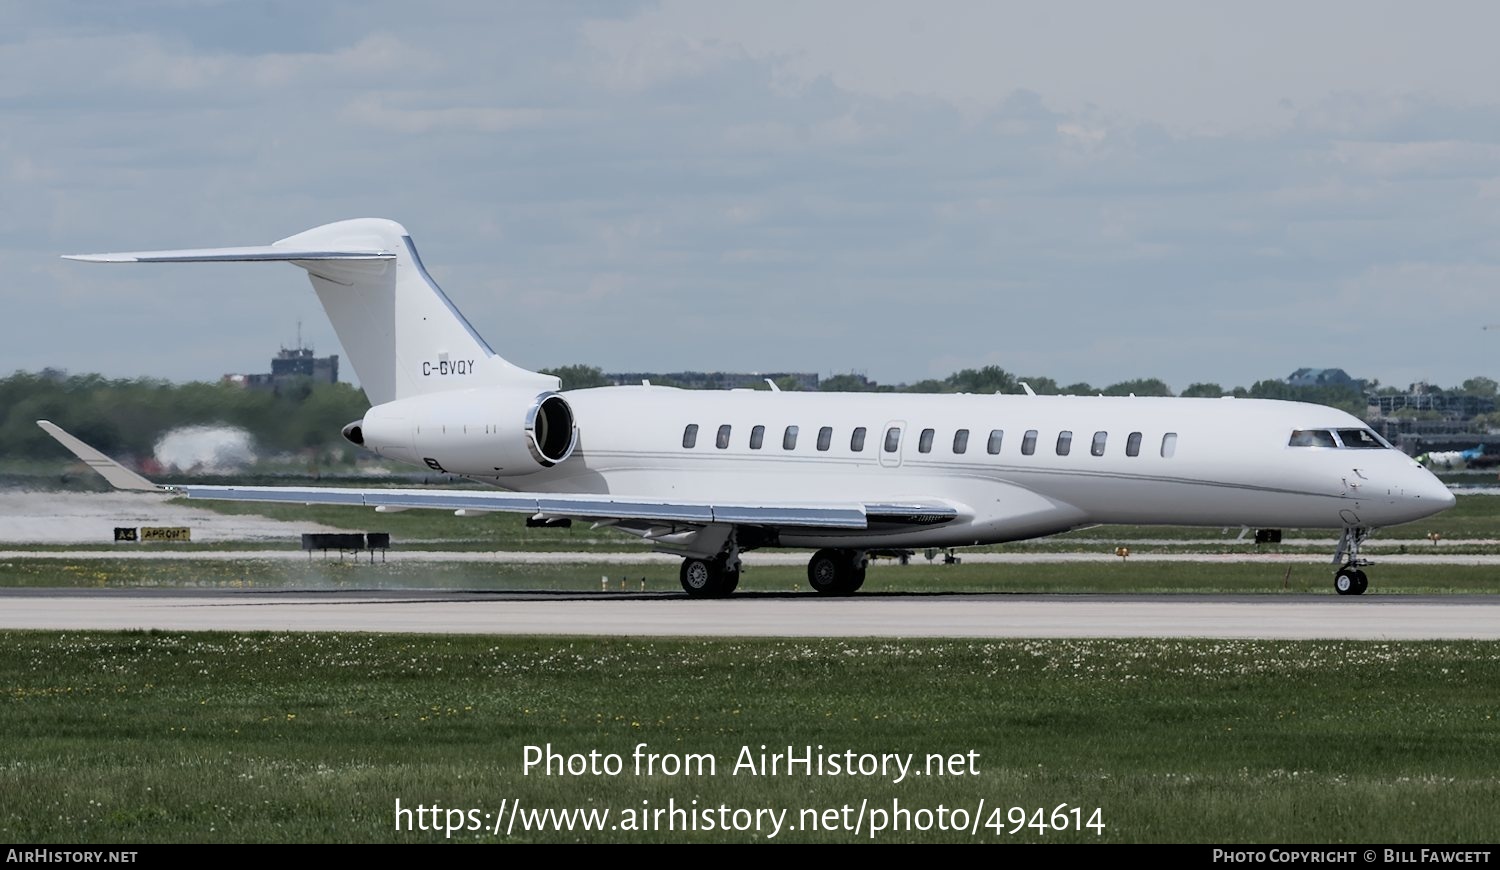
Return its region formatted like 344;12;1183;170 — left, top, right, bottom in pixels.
36;421;161;492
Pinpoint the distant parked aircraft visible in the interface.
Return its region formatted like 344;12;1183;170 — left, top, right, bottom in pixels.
1417;444;1485;471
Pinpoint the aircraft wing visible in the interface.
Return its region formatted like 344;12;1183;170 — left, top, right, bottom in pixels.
37;421;959;531
159;484;956;528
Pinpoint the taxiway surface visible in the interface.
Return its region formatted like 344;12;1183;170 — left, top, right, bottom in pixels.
1;588;1495;639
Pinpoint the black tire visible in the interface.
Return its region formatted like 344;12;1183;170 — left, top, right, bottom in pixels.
1334;567;1364;596
808;549;845;594
681;558;716;597
680;557;737;598
809;549;865;594
1350;569;1368;595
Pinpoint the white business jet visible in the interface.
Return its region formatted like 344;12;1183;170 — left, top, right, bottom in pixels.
45;219;1454;597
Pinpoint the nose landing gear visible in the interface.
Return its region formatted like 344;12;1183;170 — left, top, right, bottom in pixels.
1333;527;1371;596
1334;566;1368;595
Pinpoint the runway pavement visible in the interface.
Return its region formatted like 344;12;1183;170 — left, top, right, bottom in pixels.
7;548;1500;565
1;588;1497;639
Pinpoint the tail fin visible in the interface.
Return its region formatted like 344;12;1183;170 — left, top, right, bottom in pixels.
65;218;556;405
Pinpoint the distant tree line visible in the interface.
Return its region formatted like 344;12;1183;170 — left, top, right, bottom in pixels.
542;363;1380;418
11;365;1495;464
2;371;369;462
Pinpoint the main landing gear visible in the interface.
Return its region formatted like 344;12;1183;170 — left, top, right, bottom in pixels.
1333;527;1371;596
679;555;740;598
678;546;869;597
807;548;866;595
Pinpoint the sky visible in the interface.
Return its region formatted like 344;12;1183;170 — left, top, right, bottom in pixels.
6;0;1500;393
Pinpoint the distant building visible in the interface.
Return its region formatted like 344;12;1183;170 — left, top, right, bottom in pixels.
1287;368;1360;390
606;371;821;391
1368;388;1494;420
269;346;339;384
224;345;339;393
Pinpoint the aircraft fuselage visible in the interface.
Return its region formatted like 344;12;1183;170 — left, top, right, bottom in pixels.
374;387;1453;550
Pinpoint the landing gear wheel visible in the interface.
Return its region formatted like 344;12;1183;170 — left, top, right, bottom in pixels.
1333;527;1372;596
807;549;864;595
681;557;737;598
1334;567;1368;596
681;558;714;597
808;549;843;594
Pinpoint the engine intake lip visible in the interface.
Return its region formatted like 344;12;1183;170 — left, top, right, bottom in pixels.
525;392;578;466
341;420;365;446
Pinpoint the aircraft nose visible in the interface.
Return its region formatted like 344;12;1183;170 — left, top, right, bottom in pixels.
1404;468;1455;513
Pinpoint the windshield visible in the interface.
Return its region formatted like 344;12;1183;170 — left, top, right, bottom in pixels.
1288;428;1394;450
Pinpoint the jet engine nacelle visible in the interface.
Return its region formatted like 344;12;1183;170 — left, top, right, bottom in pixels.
344;388;578;477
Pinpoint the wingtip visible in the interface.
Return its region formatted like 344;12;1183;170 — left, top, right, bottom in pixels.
62;253;138;263
35;419;160;492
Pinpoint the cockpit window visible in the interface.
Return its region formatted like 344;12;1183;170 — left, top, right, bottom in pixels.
1289;428;1392;449
1289;429;1337;448
1336;428;1390;449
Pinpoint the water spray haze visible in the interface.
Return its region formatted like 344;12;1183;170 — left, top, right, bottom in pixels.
154;425;257;472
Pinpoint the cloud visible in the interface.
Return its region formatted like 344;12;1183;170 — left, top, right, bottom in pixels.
341;96;583;134
5;2;1500;394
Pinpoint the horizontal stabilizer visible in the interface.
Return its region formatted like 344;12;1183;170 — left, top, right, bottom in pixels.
59;218;545;404
63;246;394;263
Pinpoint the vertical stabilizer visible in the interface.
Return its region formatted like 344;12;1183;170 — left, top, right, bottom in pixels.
275;219;554;404
65;218;557;405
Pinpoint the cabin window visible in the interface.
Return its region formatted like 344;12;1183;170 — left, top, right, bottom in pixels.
1126;432;1142;457
750;425;765;450
953;429;969;454
851;427;867;452
716;424;731;449
817;426;833;451
1021;430;1038;456
1289;429;1337;448
884;427;902;453
1337;428;1391;449
682;424;698;449
1091;431;1107;456
1056;430;1073;456
1161;432;1178;458
783;425;799;450
918;428;935;453
987;429;1003;454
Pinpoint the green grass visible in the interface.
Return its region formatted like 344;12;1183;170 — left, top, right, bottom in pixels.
2;557;1498;594
163;494;1500;553
0;632;1495;843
